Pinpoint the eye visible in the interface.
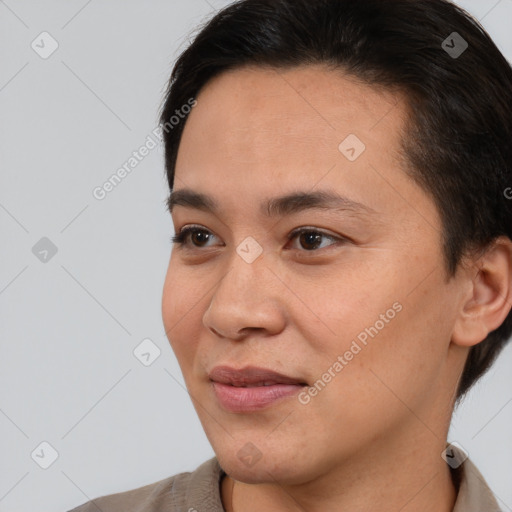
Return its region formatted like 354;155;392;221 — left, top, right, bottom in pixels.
171;225;346;252
171;225;219;248
286;227;344;251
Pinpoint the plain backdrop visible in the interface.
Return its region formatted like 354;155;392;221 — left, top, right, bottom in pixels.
1;1;511;511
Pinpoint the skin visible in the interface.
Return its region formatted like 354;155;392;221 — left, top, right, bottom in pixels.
161;64;512;512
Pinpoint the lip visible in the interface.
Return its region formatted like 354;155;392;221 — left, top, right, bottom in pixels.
209;365;307;413
209;365;307;386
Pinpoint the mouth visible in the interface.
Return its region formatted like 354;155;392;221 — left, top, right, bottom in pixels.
208;365;308;412
208;365;308;387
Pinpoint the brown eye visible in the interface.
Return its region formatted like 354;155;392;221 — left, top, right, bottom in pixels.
171;225;345;252
287;228;345;251
298;231;323;250
171;226;218;248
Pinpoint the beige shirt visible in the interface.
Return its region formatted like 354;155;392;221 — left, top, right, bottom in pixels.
68;454;503;511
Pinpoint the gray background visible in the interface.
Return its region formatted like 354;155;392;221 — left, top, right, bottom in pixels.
1;1;511;511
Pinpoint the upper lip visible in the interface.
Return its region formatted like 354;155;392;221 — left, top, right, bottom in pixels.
209;365;307;386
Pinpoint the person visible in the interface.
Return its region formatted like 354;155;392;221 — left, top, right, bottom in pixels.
68;0;512;510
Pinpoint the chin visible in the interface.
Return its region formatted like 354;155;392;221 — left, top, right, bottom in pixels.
214;444;317;486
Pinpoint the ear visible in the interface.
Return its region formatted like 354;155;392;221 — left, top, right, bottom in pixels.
452;236;512;347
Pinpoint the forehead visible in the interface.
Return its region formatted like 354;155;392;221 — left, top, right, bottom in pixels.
172;64;437;229
182;63;405;138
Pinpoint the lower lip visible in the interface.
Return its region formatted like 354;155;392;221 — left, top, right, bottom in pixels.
212;381;305;412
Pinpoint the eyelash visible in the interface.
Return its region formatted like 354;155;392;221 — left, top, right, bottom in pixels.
170;225;346;252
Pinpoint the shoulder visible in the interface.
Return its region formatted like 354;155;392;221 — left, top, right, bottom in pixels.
451;449;502;512
67;457;224;512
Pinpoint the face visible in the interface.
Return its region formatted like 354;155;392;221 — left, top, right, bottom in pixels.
161;65;466;485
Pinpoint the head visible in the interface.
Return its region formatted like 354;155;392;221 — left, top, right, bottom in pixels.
160;0;512;483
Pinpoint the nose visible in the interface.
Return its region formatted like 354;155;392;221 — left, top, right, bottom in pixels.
202;250;286;341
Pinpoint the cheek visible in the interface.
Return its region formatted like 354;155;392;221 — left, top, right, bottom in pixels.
332;276;456;410
300;302;440;453
302;261;452;405
288;262;402;355
161;260;203;365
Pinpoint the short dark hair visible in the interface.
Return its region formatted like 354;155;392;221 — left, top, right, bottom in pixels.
159;0;512;401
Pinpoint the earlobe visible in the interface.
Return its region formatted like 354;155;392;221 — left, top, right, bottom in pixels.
451;237;512;348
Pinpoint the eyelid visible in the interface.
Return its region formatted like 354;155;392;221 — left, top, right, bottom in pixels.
171;224;348;250
171;224;220;248
287;226;341;241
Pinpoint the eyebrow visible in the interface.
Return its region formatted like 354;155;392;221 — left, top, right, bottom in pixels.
167;188;377;218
